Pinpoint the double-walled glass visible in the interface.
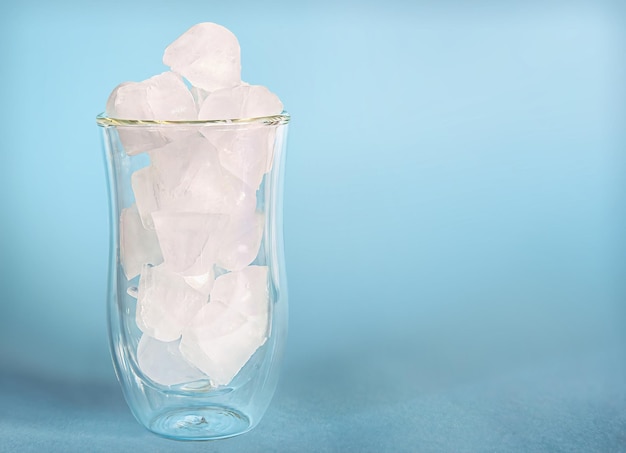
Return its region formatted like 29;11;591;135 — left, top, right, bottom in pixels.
96;113;289;440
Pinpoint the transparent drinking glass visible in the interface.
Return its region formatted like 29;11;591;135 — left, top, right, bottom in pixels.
96;112;289;440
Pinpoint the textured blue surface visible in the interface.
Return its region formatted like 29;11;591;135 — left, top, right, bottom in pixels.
1;0;625;451
1;346;625;452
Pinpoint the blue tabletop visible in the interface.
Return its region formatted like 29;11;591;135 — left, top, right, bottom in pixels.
1;342;625;452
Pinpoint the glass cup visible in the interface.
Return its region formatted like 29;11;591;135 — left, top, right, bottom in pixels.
96;112;289;440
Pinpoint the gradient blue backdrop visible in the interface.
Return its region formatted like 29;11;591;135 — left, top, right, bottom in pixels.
0;1;625;451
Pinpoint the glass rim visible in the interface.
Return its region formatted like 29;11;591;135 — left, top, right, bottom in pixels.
96;111;290;127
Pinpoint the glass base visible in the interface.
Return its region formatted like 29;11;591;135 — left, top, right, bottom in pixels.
148;406;251;440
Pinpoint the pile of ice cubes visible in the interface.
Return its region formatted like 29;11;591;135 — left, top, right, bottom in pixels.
107;23;283;387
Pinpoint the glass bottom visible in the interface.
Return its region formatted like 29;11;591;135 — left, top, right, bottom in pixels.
148;406;251;440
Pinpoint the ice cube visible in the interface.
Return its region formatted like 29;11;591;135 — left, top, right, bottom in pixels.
106;81;150;120
179;266;269;386
137;335;206;386
239;85;284;119
198;85;283;120
144;72;196;120
107;71;195;120
130;135;216;228
210;265;269;317
106;72;196;155
216;211;265;271
187;165;256;215
183;266;216;297
190;86;210;110
163;22;241;92
106;82;166;155
180;302;267;387
150;133;217;190
120;203;163;280
131;166;159;230
152;211;225;275
148;134;256;215
201;125;275;190
136;264;207;342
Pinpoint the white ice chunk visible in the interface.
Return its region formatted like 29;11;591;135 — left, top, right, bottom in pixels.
136;264;207;342
179;266;269;386
106;82;166;155
150;134;217;190
240;85;284;119
131;167;159;230
106;71;195;120
198;85;283;121
148;134;256;215
187;165;256;216
163;22;241;92
191;86;210;111
105;72;196;155
216;211;265;271
152;211;225;276
144;72;196;120
137;335;206;386
106;81;150;120
210;265;269;317
120;203;163;280
184;267;216;297
201;125;275;190
150;135;223;212
180;302;267;387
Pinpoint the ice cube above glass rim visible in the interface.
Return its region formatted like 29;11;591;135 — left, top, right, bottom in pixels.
104;22;285;123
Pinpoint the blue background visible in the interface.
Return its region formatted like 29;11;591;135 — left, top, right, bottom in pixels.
1;0;625;451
